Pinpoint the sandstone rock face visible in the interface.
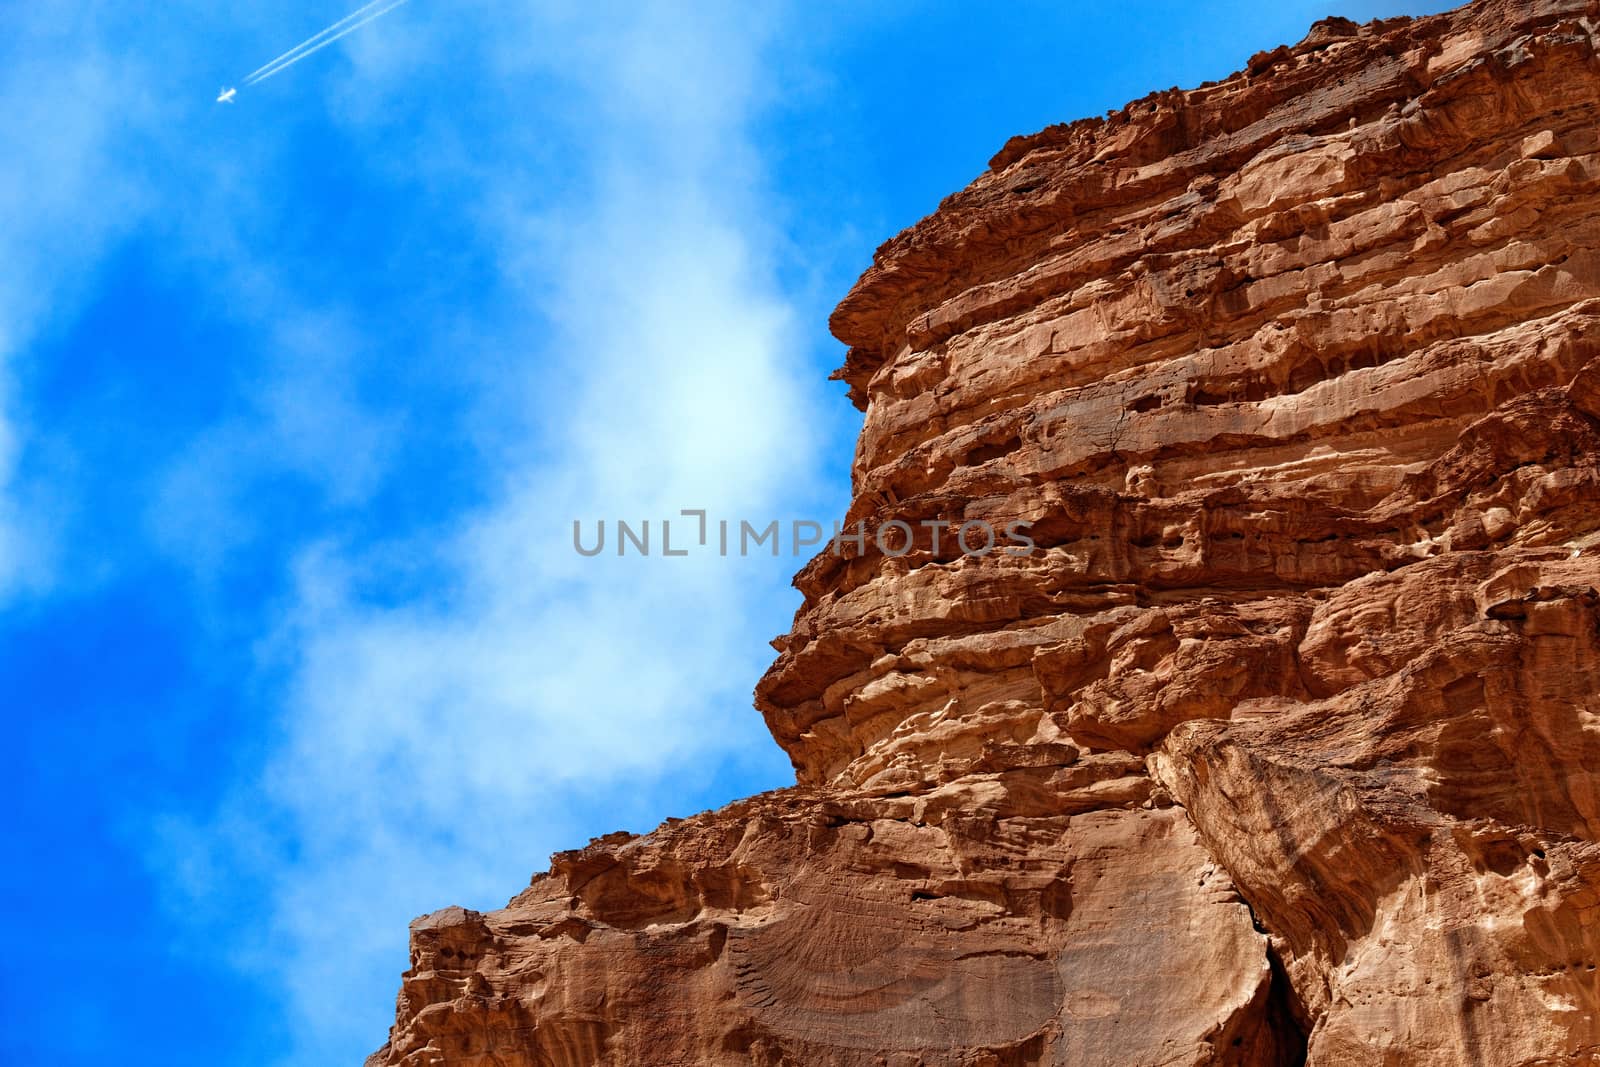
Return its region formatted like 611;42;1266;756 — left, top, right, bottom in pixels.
369;2;1600;1063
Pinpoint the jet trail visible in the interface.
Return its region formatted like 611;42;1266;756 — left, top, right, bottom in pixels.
240;0;410;89
239;0;395;84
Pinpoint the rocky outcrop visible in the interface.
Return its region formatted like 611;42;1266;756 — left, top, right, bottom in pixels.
368;793;1296;1066
368;1;1600;1063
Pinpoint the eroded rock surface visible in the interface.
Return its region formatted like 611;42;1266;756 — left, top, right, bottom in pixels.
370;1;1600;1063
370;794;1293;1066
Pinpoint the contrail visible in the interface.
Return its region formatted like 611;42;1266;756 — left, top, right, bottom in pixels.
239;0;396;84
243;0;410;86
236;0;411;90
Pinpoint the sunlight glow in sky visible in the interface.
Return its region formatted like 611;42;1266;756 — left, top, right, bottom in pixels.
4;2;1454;1062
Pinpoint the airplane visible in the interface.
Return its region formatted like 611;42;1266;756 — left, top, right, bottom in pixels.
217;87;237;103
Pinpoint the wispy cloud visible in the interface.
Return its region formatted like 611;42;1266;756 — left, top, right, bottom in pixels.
146;309;402;579
146;2;830;1061
0;16;157;597
1;1;832;1060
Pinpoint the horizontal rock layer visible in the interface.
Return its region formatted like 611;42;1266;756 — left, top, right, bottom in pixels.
371;1;1600;1063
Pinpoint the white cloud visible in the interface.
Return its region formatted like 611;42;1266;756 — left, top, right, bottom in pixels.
2;2;830;1061
0;18;155;596
155;2;831;1061
145;309;401;579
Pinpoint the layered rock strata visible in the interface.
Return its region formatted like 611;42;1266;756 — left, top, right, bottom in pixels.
369;1;1600;1063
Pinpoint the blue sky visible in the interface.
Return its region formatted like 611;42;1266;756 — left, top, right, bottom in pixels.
5;2;1454;1063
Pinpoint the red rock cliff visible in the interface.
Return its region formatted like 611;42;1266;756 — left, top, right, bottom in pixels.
368;1;1600;1063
